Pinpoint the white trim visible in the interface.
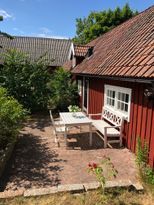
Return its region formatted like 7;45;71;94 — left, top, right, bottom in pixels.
83;77;89;113
104;84;132;121
77;79;82;96
68;42;74;60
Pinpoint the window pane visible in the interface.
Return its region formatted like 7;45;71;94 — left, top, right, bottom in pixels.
122;93;125;101
107;98;109;105
113;91;115;98
109;98;111;105
118;92;121;100
126;94;129;103
121;102;124;111
125;104;128;112
107;90;109;96
117;101;121;109
112;99;115;106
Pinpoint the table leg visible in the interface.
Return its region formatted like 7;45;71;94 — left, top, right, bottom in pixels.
64;125;67;146
89;123;92;146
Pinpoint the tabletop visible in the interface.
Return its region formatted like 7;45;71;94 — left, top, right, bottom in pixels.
59;112;92;125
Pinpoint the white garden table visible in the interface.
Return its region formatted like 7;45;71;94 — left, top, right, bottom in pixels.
59;112;93;146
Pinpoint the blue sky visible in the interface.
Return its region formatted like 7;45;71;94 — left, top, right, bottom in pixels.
0;0;153;39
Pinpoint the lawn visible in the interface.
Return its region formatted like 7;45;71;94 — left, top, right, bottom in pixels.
0;185;154;205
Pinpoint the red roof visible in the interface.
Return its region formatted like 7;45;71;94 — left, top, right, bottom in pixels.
72;6;154;79
74;45;92;57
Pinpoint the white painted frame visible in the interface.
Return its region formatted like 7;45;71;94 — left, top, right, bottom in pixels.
104;84;132;121
77;79;82;96
83;77;89;113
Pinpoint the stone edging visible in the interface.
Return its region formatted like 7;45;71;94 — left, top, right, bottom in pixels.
0;180;143;199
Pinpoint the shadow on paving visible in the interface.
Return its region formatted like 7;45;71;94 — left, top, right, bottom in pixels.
67;132;104;150
0;133;66;191
23;115;51;132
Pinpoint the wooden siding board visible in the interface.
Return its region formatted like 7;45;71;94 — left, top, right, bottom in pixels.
149;111;154;167
136;85;144;138
131;85;139;152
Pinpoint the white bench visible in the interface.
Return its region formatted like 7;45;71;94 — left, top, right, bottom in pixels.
89;107;124;148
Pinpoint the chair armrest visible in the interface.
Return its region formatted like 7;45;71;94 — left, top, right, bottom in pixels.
89;113;102;119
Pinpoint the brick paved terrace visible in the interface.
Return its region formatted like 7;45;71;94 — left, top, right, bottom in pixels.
0;114;138;192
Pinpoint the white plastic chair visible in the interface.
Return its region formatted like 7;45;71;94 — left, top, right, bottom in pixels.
49;110;66;146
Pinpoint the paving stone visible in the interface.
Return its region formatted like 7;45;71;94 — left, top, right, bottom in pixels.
24;186;58;197
0;190;24;199
57;184;84;193
105;180;132;188
132;182;144;191
83;182;100;191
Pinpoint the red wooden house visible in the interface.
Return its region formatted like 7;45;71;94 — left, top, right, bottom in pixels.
64;6;154;167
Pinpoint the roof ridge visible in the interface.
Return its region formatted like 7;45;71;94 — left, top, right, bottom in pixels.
11;35;71;41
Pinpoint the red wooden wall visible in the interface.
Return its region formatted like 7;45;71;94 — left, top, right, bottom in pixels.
80;76;154;167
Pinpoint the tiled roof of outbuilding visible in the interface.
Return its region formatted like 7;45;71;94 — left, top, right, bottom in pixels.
74;45;92;57
72;6;154;79
0;36;71;66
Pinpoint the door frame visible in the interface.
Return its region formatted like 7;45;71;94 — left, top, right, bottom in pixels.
82;77;89;113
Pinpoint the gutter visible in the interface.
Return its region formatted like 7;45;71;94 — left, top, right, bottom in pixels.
75;73;153;84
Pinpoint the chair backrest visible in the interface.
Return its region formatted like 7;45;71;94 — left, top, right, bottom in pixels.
102;107;124;126
49;110;56;132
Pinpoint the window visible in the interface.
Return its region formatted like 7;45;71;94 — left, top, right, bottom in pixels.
104;85;132;121
77;79;82;96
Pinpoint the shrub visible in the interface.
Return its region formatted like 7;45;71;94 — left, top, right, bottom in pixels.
0;87;27;150
0;49;51;112
48;68;79;111
136;137;154;185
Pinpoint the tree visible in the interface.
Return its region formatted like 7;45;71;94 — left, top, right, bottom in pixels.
0;49;51;112
73;3;138;44
48;67;78;111
0;16;13;39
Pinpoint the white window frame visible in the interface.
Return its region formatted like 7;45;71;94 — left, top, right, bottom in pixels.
77;79;82;96
83;77;89;113
104;84;132;121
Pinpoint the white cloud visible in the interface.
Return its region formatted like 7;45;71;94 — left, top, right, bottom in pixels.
39;27;51;34
36;33;69;39
0;9;13;19
35;27;69;39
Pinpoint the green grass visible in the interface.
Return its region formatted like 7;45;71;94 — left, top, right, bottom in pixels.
0;185;154;205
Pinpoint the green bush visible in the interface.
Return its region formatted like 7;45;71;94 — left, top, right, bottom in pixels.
48;67;79;111
136;137;154;185
0;87;27;150
136;137;148;167
0;49;51;112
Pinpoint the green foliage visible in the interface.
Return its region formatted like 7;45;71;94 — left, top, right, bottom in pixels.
68;105;81;112
73;3;138;44
0;87;27;150
48;68;78;111
144;166;154;185
136;137;154;185
0;49;51;112
136;137;148;167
